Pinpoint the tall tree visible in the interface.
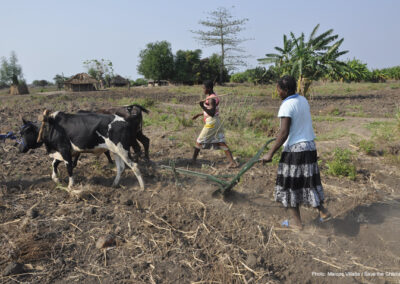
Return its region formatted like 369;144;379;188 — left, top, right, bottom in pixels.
0;51;23;85
53;73;68;90
191;7;249;84
174;49;202;84
198;54;229;83
137;41;174;82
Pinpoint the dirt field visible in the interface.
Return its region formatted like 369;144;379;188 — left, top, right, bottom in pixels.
1;84;400;283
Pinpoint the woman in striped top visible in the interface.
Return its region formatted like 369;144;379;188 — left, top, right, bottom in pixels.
191;80;238;168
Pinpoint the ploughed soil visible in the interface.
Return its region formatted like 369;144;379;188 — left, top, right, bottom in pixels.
1;87;400;283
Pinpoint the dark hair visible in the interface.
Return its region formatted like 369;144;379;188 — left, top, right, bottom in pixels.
277;75;297;95
203;80;214;92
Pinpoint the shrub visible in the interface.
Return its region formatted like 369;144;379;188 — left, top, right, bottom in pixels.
248;110;276;133
230;72;249;83
133;98;155;108
330;108;341;116
132;78;148;86
326;148;356;180
175;115;194;127
358;139;375;155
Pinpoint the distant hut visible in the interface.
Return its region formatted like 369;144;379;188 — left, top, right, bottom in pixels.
9;82;29;95
147;79;169;87
111;75;129;87
9;75;29;95
64;73;98;92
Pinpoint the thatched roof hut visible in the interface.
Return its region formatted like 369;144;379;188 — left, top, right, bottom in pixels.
147;79;169;87
10;82;29;95
111;75;129;87
64;73;98;92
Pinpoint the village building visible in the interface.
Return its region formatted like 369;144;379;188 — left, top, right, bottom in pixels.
64;73;98;92
147;79;169;87
111;75;129;87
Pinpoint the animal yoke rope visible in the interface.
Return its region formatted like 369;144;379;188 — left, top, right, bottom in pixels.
37;109;50;143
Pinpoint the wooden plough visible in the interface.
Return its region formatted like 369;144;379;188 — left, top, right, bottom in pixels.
161;138;276;194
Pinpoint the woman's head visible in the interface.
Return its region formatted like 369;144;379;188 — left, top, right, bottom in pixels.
203;80;214;95
277;75;297;99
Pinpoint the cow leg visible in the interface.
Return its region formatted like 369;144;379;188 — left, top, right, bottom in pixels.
137;131;150;160
104;151;114;164
59;151;74;189
118;151;144;190
131;139;141;162
132;139;141;154
72;153;80;168
103;126;144;190
112;154;125;187
52;159;61;183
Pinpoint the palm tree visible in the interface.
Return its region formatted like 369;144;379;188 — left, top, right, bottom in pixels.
258;24;349;97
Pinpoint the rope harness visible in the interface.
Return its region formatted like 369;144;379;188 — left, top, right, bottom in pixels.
37;109;50;143
0;123;33;146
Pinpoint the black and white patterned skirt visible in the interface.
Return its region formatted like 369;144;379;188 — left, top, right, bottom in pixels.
274;141;324;208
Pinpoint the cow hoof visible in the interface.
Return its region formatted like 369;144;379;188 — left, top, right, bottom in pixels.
52;177;60;184
112;183;119;188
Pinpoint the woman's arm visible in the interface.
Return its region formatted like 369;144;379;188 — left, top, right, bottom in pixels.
200;98;216;117
260;117;291;162
192;113;203;120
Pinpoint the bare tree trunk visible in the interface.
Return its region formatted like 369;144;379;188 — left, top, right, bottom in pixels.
219;25;224;85
297;76;312;99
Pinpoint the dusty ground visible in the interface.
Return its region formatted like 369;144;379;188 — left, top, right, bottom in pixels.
1;86;400;283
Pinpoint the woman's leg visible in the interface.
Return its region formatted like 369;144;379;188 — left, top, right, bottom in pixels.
289;206;303;228
191;143;201;163
218;142;238;168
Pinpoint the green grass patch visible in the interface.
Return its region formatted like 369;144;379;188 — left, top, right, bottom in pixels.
366;121;398;142
312;115;345;122
315;127;348;141
326;148;356;180
358;139;375;155
330;108;341;116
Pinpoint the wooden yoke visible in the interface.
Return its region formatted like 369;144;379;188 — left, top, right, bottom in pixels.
37;109;50;143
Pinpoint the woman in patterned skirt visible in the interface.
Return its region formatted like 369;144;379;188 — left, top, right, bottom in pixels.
261;75;330;229
191;80;238;168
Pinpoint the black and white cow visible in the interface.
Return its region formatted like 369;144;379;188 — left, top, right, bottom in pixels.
76;104;150;164
19;110;144;190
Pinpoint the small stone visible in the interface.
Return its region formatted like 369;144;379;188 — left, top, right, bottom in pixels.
96;235;116;249
246;254;257;268
3;262;25;276
257;256;265;265
119;194;133;206
55;257;65;267
28;208;39;218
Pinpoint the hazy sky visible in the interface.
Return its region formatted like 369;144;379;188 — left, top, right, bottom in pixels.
1;0;399;83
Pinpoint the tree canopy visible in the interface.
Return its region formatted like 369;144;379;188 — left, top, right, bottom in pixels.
32;80;50;87
137;41;174;81
0;51;23;86
83;59;114;88
173;49;202;84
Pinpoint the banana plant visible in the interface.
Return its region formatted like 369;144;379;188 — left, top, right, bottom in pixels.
258;24;349;97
